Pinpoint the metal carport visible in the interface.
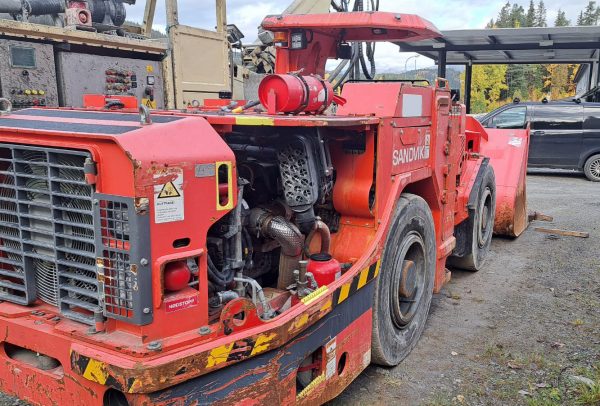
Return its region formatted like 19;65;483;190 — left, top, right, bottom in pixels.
397;26;600;113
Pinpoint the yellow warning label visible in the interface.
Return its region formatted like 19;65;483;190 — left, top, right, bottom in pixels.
142;98;157;109
146;65;154;73
158;182;181;199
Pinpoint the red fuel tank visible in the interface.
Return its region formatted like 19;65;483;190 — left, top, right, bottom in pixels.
307;253;341;287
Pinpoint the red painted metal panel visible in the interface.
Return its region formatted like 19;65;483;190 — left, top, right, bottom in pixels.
468;117;530;237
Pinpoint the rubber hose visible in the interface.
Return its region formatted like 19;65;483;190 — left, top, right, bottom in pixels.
0;0;21;14
25;0;64;16
207;256;228;288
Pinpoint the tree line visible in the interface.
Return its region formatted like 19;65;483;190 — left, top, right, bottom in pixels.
467;1;598;113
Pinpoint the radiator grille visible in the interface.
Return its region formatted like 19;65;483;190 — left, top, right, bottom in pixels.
0;145;100;323
0;144;152;326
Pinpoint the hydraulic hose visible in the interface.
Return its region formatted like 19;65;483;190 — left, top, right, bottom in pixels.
0;0;21;14
25;0;64;16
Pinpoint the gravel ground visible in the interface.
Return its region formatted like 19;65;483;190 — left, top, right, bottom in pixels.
1;170;599;406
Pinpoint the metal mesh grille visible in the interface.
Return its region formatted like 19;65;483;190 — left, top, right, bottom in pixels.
98;200;135;319
0;145;99;322
278;144;315;206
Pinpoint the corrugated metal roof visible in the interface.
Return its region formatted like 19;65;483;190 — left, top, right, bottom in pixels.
397;26;600;64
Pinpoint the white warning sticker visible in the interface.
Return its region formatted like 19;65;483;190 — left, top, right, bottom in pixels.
508;136;523;147
325;338;337;380
154;169;184;224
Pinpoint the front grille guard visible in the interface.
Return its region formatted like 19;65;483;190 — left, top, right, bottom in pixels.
0;144;152;326
95;194;152;326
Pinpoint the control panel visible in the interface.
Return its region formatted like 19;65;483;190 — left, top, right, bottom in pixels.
0;39;59;109
56;52;165;109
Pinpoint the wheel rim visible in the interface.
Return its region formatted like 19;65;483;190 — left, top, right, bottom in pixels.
477;187;493;248
590;158;600;179
390;232;426;329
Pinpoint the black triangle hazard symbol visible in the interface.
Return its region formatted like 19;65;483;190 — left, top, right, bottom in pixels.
158;182;181;198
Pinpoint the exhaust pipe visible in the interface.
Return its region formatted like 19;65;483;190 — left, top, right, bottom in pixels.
249;208;304;289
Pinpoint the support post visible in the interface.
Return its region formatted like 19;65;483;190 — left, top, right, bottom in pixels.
216;0;227;33
166;0;179;28
595;49;600;89
438;51;447;78
142;0;157;36
465;62;473;114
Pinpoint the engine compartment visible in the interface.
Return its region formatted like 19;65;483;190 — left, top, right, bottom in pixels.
201;127;349;322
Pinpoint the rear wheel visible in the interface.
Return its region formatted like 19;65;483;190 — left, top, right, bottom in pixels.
449;165;496;271
584;154;600;182
371;194;436;366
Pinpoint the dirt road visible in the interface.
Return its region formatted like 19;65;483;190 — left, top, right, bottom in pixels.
1;171;599;406
333;170;600;405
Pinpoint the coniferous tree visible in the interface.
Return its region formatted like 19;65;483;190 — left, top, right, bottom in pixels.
525;0;536;26
509;4;526;27
536;1;547;27
497;2;512;27
554;9;570;26
580;1;600;25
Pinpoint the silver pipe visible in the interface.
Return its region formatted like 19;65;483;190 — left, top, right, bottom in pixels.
234;276;274;319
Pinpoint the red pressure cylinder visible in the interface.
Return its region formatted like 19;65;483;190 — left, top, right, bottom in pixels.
164;261;191;291
307;253;341;287
258;74;334;114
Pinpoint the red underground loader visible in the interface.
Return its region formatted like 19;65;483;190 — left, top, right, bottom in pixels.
0;11;528;406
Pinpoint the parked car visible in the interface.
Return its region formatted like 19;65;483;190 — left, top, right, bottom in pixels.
478;100;600;181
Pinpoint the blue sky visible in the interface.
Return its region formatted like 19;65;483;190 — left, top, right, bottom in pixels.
125;0;591;72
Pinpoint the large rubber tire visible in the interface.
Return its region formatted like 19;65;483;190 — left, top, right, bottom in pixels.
449;165;496;271
584;154;600;182
371;194;436;367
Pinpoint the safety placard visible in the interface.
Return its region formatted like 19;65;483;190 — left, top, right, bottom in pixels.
154;169;185;224
142;98;157;109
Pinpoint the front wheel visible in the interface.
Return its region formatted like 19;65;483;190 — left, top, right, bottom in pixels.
449;165;496;271
371;194;436;366
584;154;600;182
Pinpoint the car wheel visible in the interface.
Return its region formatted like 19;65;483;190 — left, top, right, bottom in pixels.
371;194;436;367
584;154;600;182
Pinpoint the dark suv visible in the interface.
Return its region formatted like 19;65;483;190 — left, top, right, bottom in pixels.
478;101;600;182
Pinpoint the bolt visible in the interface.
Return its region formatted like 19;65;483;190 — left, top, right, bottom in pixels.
93;199;99;206
198;326;212;335
394;14;402;21
147;341;162;351
143;307;151;314
140;258;149;266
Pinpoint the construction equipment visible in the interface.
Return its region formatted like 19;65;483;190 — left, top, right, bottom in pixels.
0;1;168;109
0;11;529;406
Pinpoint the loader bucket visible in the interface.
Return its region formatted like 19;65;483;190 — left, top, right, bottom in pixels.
466;117;530;237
